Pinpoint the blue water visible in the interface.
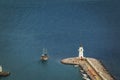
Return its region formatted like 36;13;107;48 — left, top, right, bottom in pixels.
0;0;120;80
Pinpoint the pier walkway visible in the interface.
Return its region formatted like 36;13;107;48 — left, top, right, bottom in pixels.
61;57;114;80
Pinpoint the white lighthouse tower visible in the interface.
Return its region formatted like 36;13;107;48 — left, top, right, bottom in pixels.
78;45;84;59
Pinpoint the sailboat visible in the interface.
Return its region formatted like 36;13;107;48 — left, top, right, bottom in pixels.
40;48;48;61
0;66;10;77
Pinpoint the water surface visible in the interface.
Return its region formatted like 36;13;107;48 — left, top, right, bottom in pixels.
0;0;120;80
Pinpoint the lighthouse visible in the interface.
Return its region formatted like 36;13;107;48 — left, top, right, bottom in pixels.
78;45;84;59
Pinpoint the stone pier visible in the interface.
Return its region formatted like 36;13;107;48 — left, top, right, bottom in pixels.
61;57;114;80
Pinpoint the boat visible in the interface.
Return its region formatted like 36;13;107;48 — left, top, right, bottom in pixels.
40;48;48;61
82;73;87;77
83;77;91;80
0;66;10;77
74;65;79;67
80;69;84;73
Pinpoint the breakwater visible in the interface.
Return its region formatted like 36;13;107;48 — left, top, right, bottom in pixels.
61;57;114;80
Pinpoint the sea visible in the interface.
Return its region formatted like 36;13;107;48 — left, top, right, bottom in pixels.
0;0;120;80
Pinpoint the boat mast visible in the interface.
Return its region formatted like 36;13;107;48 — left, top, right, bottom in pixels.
43;48;47;54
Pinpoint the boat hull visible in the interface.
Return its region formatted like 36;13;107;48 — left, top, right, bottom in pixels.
0;72;10;77
40;56;48;61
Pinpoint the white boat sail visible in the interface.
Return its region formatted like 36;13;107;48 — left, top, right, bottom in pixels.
0;66;2;72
